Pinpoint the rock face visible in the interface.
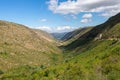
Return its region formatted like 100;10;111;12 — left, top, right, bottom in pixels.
94;34;103;40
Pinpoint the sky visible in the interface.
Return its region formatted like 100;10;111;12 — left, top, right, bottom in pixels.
0;0;120;33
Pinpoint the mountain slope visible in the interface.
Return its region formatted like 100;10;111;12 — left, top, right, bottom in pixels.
51;32;67;40
65;13;120;50
61;27;92;41
1;36;120;80
33;29;55;43
0;13;120;80
61;27;93;46
0;20;61;70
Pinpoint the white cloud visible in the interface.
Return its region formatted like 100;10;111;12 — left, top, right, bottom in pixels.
81;13;93;23
80;19;92;23
70;14;77;19
100;9;120;17
40;19;47;22
56;26;76;32
48;0;120;16
82;13;93;18
56;26;74;31
36;26;52;32
34;26;76;33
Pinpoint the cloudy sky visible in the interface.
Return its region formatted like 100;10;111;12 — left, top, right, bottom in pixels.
0;0;120;33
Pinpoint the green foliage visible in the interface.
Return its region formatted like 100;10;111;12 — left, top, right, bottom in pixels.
0;70;3;75
0;51;9;57
1;40;120;80
0;13;120;80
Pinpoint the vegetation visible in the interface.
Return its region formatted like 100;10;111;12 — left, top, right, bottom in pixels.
0;13;120;80
0;20;62;70
65;13;120;50
0;40;120;80
61;27;93;46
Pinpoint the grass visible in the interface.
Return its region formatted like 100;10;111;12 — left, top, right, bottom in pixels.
0;20;62;70
0;40;120;80
0;14;120;80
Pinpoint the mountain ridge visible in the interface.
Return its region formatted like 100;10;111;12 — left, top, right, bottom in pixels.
64;13;120;50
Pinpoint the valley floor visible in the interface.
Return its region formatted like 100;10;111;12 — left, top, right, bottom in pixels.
0;40;120;80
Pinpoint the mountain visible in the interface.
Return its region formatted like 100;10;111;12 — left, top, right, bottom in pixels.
0;20;61;70
0;13;120;80
65;13;120;50
61;27;92;41
33;29;55;43
51;32;67;40
61;27;93;46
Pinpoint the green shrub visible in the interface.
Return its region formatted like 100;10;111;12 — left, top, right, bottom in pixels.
0;70;3;74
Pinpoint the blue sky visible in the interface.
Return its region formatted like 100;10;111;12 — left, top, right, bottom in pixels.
0;0;119;33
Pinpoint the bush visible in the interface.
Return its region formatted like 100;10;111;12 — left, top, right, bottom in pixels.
0;70;3;74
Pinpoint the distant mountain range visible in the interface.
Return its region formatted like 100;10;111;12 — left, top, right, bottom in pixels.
51;32;68;40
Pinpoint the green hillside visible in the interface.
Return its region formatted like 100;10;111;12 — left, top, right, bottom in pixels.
61;27;93;46
102;23;120;39
0;13;120;80
1;40;119;80
64;13;120;50
61;27;93;41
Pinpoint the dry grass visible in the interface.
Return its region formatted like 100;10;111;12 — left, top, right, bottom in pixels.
0;20;61;70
